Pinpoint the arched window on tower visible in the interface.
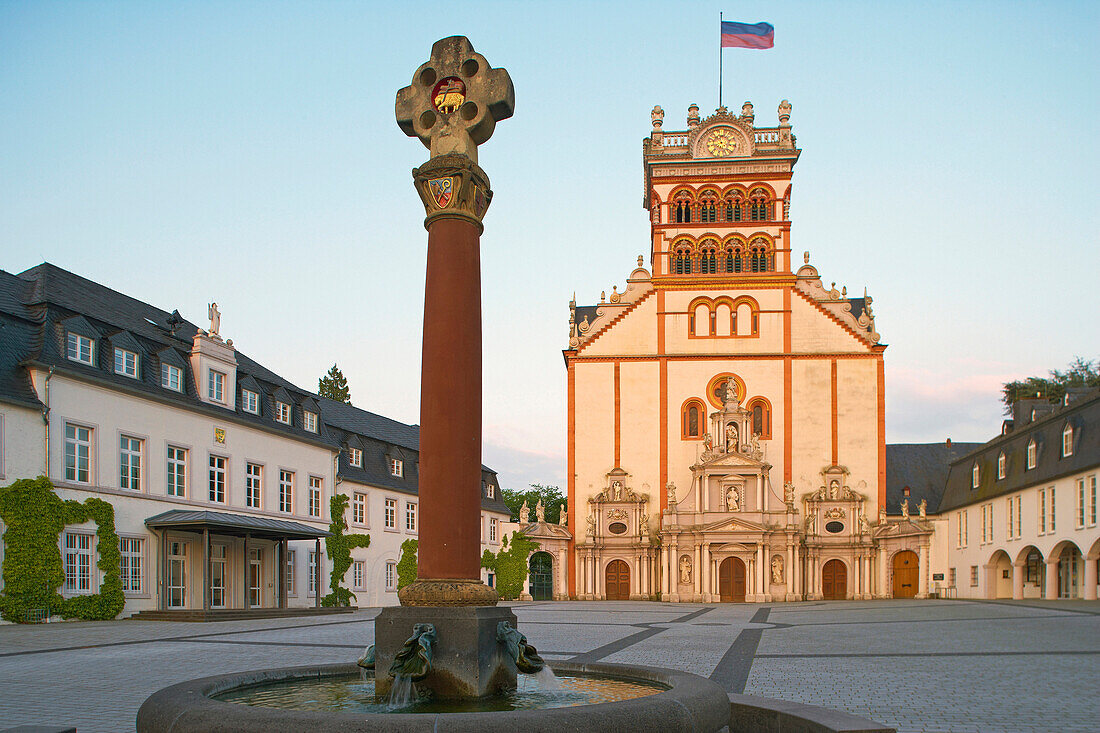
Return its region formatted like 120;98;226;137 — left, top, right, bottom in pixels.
725;194;744;222
746;398;772;439
714;301;732;336
699;241;718;274
698;192;718;223
726;246;744;273
733;299;758;336
749;238;772;272
674;245;693;274
673;191;693;223
692;302;711;336
681;399;706;439
749;188;771;221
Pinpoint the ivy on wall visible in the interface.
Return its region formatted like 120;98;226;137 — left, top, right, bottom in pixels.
480;533;539;600
322;493;371;607
0;476;124;622
396;538;418;590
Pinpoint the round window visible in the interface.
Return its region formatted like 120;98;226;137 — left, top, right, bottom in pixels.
608;522;628;535
825;521;844;534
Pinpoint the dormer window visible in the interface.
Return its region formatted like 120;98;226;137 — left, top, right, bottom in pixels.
67;333;94;365
971;463;980;489
161;363;182;392
390;458;403;478
241;389;259;414
349;448;362;468
997;452;1006;480
207;370;225;402
1062;424;1073;457
114;348;138;378
1026;439;1037;470
486;482;495;499
276;401;291;425
303;410;318;433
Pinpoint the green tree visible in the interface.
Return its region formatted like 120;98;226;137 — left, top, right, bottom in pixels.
397;538;418;590
322;493;370;607
501;483;565;523
318;363;352;403
1002;356;1099;414
480;533;539;600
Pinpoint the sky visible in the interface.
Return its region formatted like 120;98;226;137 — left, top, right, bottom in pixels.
2;1;1097;492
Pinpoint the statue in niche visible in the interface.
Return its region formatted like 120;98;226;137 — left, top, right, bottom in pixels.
725;423;738;452
828;480;840;500
725;487;739;511
918;499;927;519
679;556;692;584
901;499;910;519
859;512;870;534
207;302;221;338
771;555;783;584
535;499;545;523
879;506;887;524
519;500;529;523
612;481;623;501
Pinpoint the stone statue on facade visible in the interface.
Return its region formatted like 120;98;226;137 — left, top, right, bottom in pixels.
558;505;567;526
859;512;870;534
679;556;692;584
612;481;623;501
640;513;649;534
783;481;795;506
749;433;762;459
725;423;738;452
828;480;840;500
725;487;739;511
535;499;545;523
703;432;713;452
208;302;221;339
666;482;677;508
879;506;887;524
771;555;783;584
586;514;596;534
724;379;738;405
901;499;909;519
519;500;529;523
918;499;927;519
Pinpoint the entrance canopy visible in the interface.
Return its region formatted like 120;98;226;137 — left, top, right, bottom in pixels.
145;509;329;541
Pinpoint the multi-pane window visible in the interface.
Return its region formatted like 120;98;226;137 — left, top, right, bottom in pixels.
385;561;396;590
349;448;362;468
208;370;225;402
246;463;262;508
405;502;417;533
352;561;364;589
486;483;495;499
971;464;980;489
119;436;142;490
64;424;92;483
1026;440;1037;469
208;455;226;502
390;459;403;477
1075;478;1086;528
981;503;993;544
279;470;294;513
1039;487;1049;533
1014;495;1022;537
276;402;291;424
1006;496;1014;539
352;492;366;524
308;551;318;594
1049;487;1056;531
1062;425;1073;457
119;537;143;593
970;566;979;587
64;533;93;592
286;549;296;595
66;333;94;365
161;363;183;391
490;517;499;543
308;477;322;518
242;389;259;414
303;411;318;433
114;348;138;377
384;498;396;529
956;510;968;548
997;452;1006;480
167;446;187;497
1090;475;1097;527
948;567;957;588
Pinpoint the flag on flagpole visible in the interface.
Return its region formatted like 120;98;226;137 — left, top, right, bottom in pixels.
721;21;774;49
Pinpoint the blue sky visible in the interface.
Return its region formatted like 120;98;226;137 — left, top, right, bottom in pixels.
2;1;1097;490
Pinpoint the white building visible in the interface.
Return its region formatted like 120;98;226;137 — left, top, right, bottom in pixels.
939;390;1099;600
0;264;510;618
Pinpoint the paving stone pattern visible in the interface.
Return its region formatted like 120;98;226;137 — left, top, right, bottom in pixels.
0;599;1096;732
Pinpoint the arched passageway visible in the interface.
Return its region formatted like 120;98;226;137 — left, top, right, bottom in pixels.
529;552;553;601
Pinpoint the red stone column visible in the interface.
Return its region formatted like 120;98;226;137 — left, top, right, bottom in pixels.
417;216;482;581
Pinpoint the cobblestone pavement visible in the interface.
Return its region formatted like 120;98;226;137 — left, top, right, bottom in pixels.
0;599;1096;732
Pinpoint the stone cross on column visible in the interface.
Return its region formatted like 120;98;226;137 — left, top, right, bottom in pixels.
396;36;515;165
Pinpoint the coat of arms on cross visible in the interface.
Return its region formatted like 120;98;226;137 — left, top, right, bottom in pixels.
396;36;515;165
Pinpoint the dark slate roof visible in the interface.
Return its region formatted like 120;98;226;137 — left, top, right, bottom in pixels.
145;509;329;539
0;270;43;408
885;442;982;514
939;390;1100;512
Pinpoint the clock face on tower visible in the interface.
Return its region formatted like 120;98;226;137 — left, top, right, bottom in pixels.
705;128;739;157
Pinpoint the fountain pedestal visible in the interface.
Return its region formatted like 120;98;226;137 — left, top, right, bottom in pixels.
374;605;518;698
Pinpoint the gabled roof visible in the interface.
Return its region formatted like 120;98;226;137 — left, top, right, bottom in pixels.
885;442;982;514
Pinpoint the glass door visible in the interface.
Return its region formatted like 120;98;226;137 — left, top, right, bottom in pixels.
209;545;226;608
249;549;262;607
168;541;187;608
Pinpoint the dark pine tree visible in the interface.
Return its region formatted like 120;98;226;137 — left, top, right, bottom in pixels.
318;364;352;404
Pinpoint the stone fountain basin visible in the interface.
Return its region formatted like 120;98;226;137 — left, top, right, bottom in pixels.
136;660;730;732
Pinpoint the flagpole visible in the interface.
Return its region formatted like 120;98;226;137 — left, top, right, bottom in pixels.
718;11;723;109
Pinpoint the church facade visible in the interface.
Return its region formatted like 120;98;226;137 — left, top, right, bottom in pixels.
564;101;928;602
